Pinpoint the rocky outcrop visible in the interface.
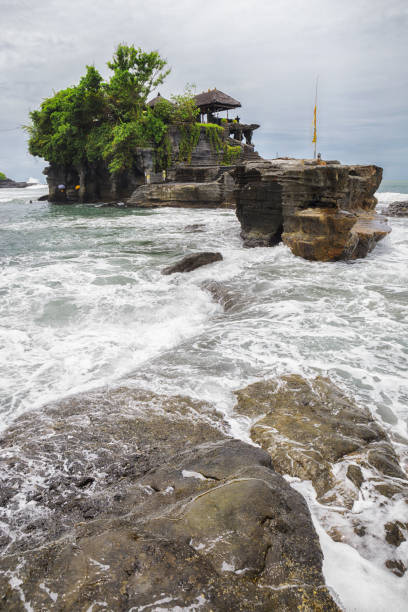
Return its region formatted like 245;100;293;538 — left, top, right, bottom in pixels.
383;200;408;217
234;375;408;577
44;125;254;205
0;177;35;188
127;165;237;208
234;158;391;261
162;252;223;275
0;387;339;611
200;280;239;311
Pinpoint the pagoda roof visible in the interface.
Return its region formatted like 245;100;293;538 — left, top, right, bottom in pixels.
147;93;172;108
194;88;241;112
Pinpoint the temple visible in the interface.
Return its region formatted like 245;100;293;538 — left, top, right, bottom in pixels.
194;88;259;146
147;92;171;108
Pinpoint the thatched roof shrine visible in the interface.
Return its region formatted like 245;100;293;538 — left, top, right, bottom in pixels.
147;93;171;108
194;88;241;114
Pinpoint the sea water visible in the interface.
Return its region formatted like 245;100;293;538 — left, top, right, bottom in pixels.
0;183;407;610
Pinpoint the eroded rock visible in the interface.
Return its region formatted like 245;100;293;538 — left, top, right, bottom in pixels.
234;159;391;261
200;279;239;311
127;172;236;209
0;387;339;611
162;251;223;275
234;375;408;576
383;200;408;217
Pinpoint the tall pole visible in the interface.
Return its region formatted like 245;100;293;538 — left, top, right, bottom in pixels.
313;77;318;159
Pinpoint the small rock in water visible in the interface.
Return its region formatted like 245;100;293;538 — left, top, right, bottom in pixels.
384;522;407;547
161;252;223;275
385;559;406;577
382;200;408;217
200;280;238;311
184;223;206;232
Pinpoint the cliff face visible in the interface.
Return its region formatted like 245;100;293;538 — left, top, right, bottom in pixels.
234;159;390;261
44;148;155;204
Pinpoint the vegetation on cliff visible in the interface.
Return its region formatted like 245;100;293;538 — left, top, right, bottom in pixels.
0;172;7;181
26;45;202;174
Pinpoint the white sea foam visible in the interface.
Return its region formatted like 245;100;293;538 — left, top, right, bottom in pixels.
293;480;408;612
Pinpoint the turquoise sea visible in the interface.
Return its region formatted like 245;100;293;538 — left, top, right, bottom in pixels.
377;179;408;193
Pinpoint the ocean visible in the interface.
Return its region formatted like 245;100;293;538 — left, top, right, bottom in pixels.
0;182;407;610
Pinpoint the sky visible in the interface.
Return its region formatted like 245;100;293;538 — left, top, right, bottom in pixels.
1;0;407;181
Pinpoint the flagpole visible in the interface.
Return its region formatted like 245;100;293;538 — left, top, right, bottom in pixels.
313;77;318;159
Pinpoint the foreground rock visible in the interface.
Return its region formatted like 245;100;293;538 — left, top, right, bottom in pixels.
383;200;408;217
162;251;223;275
0;387;339;610
234;375;408;577
234;159;391;261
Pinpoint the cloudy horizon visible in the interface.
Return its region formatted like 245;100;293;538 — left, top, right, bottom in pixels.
1;0;407;181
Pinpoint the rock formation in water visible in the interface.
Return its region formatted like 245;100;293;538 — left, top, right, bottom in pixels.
234;158;391;261
0;387;339;611
161;251;223;275
0;176;35;188
383;200;408;217
45;124;259;206
234;375;408;578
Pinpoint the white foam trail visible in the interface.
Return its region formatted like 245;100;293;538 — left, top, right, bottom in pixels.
292;480;408;612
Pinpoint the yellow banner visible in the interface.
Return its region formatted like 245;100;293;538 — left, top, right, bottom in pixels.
312;104;317;143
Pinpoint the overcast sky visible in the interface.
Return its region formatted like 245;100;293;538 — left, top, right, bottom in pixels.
1;0;407;181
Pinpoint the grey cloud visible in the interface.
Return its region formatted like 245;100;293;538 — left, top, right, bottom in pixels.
1;0;407;180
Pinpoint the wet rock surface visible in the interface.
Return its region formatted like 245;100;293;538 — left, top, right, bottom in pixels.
234;159;390;261
200;280;239;311
162;251;223;275
0;387;339;611
234;375;408;577
127;171;236;209
383;200;408;217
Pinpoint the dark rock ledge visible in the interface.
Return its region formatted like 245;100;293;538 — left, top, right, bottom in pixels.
162;252;223;275
0;387;339;611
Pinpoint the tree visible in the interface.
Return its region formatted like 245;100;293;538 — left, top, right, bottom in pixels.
27;45;171;174
27;65;105;168
106;45;170;121
171;85;199;124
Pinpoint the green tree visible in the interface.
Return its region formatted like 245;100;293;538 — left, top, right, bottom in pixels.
26;45;171;175
27;65;105;168
171;85;199;124
106;44;170;121
0;172;7;181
